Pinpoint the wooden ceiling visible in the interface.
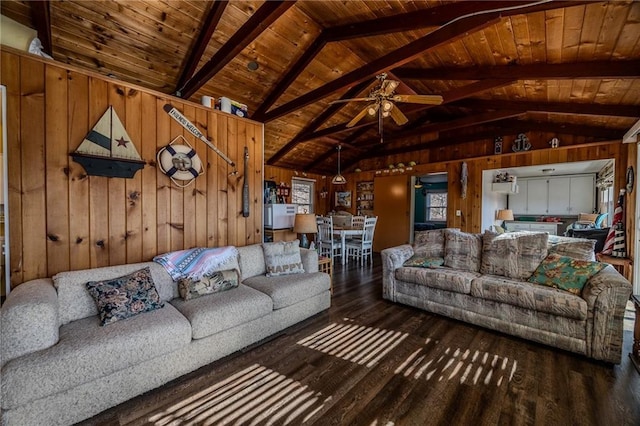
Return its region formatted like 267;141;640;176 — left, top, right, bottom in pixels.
2;0;639;174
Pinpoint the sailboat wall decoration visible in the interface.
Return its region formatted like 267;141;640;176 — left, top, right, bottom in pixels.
71;106;145;178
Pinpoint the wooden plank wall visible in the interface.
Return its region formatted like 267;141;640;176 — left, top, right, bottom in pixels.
1;50;263;287
340;141;633;260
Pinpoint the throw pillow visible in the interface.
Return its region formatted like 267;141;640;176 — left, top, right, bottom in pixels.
403;255;445;268
547;235;596;261
262;240;305;277
528;253;606;296
85;267;164;326
178;269;240;300
480;231;519;277
413;229;445;258
444;229;482;272
514;232;549;280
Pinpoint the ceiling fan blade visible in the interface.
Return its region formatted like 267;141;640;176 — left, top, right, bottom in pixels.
389;104;409;126
346;104;374;128
392;94;444;105
329;97;375;105
380;79;400;96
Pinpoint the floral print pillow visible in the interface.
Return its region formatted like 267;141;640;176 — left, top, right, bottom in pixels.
86;267;164;326
403;255;445;268
178;269;239;300
528;253;606;296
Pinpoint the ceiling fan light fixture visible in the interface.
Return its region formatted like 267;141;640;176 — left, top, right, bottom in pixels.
367;106;377;116
382;110;390;117
382;100;393;111
332;145;346;185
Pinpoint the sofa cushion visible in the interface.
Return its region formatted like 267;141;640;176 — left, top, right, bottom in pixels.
413;229;445;258
548;235;596;261
237;244;267;280
470;275;587;321
1;303;191;409
444;229;482;272
528;253;606;296
480;231;548;280
178;269;240;301
54;262;177;325
403;255;445;268
86;267;164;326
395;267;479;295
243;272;330;310
262;240;305;277
170;284;273;340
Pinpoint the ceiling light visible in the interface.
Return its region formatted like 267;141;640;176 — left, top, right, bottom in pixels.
382;100;393;111
247;61;259;71
331;145;346;185
368;106;377;115
382;110;390;117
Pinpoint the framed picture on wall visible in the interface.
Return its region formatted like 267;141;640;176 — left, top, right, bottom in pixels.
335;191;352;208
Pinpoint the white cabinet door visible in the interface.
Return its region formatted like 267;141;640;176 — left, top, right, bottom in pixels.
526;179;548;215
508;181;528;214
568;175;595;215
547;177;571;215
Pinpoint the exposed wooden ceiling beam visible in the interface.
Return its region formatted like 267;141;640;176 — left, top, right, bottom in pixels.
347;120;622;164
356;110;525;148
31;0;52;56
456;99;640;118
267;80;371;165
178;1;295;99
305;79;517;170
324;1;526;41
393;60;640;80
253;36;327;120
252;2;523;121
260;1;583;123
175;0;228;93
261;14;501;122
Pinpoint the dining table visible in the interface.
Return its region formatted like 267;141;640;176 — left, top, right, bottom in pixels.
333;226;364;265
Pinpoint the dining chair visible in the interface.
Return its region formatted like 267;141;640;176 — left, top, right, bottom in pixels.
317;216;342;263
345;217;377;265
351;215;366;229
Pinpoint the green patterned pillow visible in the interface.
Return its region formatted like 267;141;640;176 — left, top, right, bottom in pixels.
403;255;445;268
528;253;606;295
178;269;239;301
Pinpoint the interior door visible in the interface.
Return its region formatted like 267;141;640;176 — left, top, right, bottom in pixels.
373;175;411;252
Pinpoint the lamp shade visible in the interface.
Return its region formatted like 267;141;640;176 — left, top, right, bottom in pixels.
496;209;514;221
293;213;318;234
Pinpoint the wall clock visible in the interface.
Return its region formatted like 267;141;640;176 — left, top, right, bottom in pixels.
626;166;634;194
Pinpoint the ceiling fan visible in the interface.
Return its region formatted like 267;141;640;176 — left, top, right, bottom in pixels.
331;73;444;142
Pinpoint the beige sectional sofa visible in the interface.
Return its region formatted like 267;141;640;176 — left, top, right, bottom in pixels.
0;244;331;426
381;229;632;364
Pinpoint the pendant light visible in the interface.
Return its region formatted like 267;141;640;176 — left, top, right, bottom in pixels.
331;144;347;185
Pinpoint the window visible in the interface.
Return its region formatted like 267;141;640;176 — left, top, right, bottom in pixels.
291;178;315;213
426;192;447;221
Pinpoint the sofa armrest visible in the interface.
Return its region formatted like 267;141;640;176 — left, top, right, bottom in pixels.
581;265;632;363
1;279;59;367
300;248;319;273
380;244;414;302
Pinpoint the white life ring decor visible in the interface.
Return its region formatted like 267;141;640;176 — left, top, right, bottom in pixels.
157;135;204;187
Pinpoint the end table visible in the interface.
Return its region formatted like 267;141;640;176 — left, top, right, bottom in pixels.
631;295;640;373
318;256;333;294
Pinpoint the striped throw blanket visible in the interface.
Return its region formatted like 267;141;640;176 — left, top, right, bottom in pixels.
153;246;238;280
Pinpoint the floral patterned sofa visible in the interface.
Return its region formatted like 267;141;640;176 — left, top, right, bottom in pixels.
381;229;632;364
0;243;330;426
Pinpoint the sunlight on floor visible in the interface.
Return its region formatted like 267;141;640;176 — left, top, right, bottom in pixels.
148;364;329;426
394;338;517;388
296;321;409;368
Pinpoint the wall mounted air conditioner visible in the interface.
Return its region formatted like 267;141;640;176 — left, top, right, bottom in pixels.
491;182;519;194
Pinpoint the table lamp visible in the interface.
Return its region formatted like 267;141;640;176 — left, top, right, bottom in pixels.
294;213;318;248
496;209;514;226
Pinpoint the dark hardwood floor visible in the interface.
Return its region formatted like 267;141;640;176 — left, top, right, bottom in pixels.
80;255;640;426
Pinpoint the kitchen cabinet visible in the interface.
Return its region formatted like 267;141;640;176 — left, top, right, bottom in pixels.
508;174;595;216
